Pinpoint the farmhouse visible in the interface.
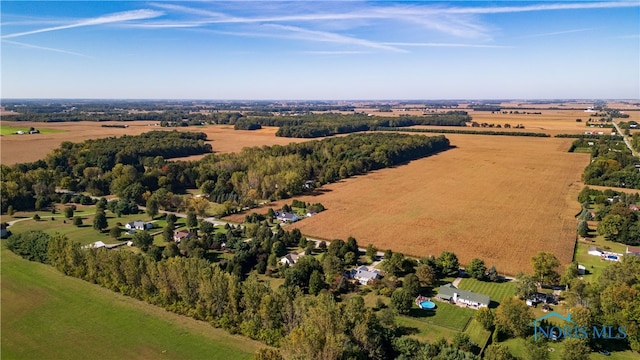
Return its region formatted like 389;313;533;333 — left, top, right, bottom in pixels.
276;212;299;223
280;252;303;266
588;246;603;256
173;230;191;243
626;246;640;256
436;283;490;309
125;220;152;231
349;265;382;285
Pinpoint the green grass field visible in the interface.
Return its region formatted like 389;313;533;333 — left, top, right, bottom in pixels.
574;236;628;282
502;337;636;360
394;301;476;343
0;125;65;135
1;247;262;360
457;278;516;307
7;210;160;246
463;319;491;352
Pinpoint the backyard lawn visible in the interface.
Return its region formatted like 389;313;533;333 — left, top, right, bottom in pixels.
457;277;516;307
574;236;628;282
394;301;476;343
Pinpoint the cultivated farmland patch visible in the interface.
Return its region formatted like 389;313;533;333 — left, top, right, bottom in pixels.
250;134;588;275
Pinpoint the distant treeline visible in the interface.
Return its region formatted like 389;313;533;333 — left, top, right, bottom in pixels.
555;134;623;140
196;133;451;206
1;131;212;211
101;124;128;128
233;118;262;130
376;127;551;137
47;130;211;172
241;112;471;138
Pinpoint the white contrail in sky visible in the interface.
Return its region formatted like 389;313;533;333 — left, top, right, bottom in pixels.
2;9;164;39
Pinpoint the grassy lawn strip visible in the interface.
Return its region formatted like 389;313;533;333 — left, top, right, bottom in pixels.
1;247;261;360
502;337;636;360
456;278;515;306
463;319;491;352
0;126;66;135
7;211;160;246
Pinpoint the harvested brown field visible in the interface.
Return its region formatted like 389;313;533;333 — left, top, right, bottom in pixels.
228;134;589;275
0;121;306;165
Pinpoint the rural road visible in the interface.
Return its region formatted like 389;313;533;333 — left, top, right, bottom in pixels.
611;121;638;157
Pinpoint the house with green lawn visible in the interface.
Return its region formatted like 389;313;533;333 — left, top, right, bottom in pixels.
436;283;490;309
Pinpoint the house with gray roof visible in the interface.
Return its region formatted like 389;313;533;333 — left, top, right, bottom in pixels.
125;220;152;231
350;265;382;285
280;251;304;266
436;283;490;309
276;212;299;223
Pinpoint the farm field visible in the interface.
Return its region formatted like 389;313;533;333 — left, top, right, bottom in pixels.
456;278;515;307
0;120;306;165
1;247;261;360
234;134;589;275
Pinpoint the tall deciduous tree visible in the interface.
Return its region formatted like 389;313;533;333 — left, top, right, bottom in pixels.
416;264;437;288
484;343;516;360
132;231;153;252
437;251;460;277
390;288;413;315
531;251;560;284
187;211;198;229
93;211;108;232
109;226;122;239
475;307;495;330
515;272;538;300
146;197;159;219
403;273;421;297
467;258;487;280
560;338;590;360
495;297;533;338
63;206;74;219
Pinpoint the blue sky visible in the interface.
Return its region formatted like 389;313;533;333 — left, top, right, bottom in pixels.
1;1;639;100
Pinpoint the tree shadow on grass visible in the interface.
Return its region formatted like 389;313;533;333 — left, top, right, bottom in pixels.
396;326;420;337
408;308;437;319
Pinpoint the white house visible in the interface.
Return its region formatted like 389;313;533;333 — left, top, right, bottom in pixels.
588;246;603;256
276;212;299;223
350;265;381;285
577;264;586;275
125;220;152;231
280;252;304;266
436;283;490;309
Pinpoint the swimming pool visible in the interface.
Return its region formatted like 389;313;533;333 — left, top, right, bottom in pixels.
419;301;436;310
